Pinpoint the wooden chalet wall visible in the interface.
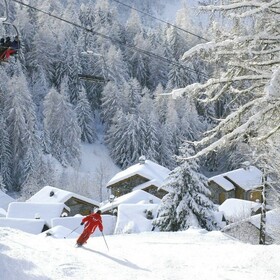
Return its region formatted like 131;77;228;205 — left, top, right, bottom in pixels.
108;175;149;197
64;197;98;216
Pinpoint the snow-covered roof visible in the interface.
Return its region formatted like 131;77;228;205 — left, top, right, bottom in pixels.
209;166;262;191
0;190;15;210
100;190;161;213
27;186;100;207
106;160;170;188
7;202;65;227
208;175;235;191
224;166;263;190
133;178;170;192
219;198;261;222
0;218;45;234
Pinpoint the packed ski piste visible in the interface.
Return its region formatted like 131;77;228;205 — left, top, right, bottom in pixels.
1;216;280;280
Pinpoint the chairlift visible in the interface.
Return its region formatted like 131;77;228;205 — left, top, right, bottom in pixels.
79;50;109;83
0;0;20;62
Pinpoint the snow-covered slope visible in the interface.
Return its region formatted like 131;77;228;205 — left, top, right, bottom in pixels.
1;227;279;280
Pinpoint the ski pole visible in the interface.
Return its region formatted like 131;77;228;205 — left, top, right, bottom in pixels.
64;225;81;239
101;231;109;251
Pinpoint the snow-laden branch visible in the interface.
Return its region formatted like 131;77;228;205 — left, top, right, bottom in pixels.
168;73;270;101
232;0;280;18
199;0;280;18
181;65;280;159
194;97;263;147
258;124;280;141
182;36;280;62
179;98;279;161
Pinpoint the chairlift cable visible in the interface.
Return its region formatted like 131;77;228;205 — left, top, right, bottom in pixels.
111;0;209;42
10;0;208;78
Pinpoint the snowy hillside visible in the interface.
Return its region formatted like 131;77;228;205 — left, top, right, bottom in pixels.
1;227;279;280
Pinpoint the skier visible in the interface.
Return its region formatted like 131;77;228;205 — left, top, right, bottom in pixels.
76;210;103;247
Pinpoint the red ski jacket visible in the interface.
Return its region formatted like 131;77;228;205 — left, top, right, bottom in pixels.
82;212;103;233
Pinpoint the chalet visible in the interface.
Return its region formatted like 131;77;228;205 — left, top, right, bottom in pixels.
27;186;100;216
106;156;170;199
208;166;263;205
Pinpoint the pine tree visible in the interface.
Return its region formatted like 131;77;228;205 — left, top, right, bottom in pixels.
0;175;7;193
0;115;11;191
106;110;148;168
139;88;160;163
122;78;142;114
154;145;218;231
129;32;150;86
75;87;97;143
105;45;129;83
43;87;81;167
3;72;42;191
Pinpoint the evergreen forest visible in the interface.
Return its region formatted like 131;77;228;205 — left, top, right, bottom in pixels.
0;0;279;230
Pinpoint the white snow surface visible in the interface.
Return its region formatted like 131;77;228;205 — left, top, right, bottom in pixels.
0;190;15;211
6;202;65;227
1;227;279;280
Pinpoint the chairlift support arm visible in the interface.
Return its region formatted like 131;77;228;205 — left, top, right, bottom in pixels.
0;0;8;22
78;74;109;83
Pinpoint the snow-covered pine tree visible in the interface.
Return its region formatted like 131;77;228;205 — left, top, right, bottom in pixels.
101;81;124;126
0;113;12;191
129;32;150;87
4;72;42;191
75;86;97;143
106;109;149;168
0;175;7;193
43;87;81;167
122;78;142;114
139;87;160;163
146;29;169;89
104;45;129;84
153;144;218;231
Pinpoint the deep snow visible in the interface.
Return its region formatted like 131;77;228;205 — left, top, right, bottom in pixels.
1;227;279;280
